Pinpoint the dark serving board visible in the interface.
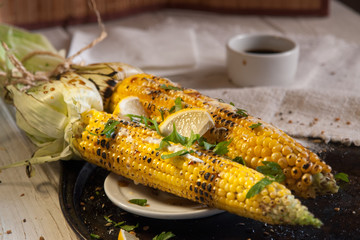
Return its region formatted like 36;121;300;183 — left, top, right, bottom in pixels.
59;141;360;240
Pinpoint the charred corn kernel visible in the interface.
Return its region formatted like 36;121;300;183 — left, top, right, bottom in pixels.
106;73;338;198
291;167;302;179
302;173;313;186
73;109;322;227
311;164;323;174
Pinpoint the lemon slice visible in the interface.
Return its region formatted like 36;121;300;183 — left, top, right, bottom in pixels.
113;96;149;120
118;229;139;240
159;108;215;137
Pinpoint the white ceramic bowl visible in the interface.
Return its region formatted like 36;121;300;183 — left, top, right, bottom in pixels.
226;34;299;87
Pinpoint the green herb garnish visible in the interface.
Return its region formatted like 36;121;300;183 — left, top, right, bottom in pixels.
213;139;232;156
101;119;120;138
246;161;286;199
90;233;101;239
160;84;182;91
129;198;148;206
153;231;176;240
157;124;187;150
257;161;286;182
249;122;262;129
236;108;248;117
173;97;183;112
186;131;201;148
246;178;273;199
232;156;246;165
161;149;191;160
121;223;139;231
158;108;165;121
334;172;349;183
126;114;161;135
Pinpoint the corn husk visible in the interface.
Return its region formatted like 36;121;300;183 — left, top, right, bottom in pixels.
1;72;103;171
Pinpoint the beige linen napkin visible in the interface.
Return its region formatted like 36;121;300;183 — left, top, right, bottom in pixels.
67;25;197;72
200;87;360;146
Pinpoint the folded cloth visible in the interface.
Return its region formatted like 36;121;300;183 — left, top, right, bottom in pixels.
67;25;197;71
200;87;360;146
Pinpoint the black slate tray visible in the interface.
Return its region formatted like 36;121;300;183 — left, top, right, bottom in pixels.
59;141;360;240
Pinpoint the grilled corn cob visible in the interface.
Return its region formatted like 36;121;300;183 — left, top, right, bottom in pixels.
106;73;338;198
72;109;322;227
71;62;142;109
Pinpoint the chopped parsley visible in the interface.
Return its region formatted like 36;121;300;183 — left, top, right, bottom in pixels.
158;108;165;121
160;84;182;91
153;231;175;240
334;172;349;183
89;119;120;138
213;139;232;156
246;178;273;199
90;233;101;239
232;156;245;165
169;97;183;113
120;223;139;232
126;114;161;135
103;216;137;230
236;108;248;117
129;198;148;206
161;149;192;160
246;161;285;199
249;122;262;129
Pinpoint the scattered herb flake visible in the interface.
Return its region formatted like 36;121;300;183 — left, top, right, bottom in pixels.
334;172;349;183
233;156;246;165
161;149;190;160
247;161;286;198
257;161;286;183
213;140;232;156
126;114;161;135
249;123;262;129
174;97;183;112
158;123;187;148
101;119;120;138
153;231;176;240
129;198;148;206
160;84;182;91
158;108;165;121
230;102;235;106
217;98;225;103
236;108;248;117
246;178;273;199
90;233;101;239
186;132;201;148
121;223;139;231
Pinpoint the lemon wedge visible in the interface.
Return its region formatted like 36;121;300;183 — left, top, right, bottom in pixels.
118;229;139;240
159;108;215;137
113;96;149;120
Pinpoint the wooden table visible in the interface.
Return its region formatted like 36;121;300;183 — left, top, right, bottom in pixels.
0;1;359;239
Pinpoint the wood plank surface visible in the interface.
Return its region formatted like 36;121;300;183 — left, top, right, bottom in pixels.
0;1;359;239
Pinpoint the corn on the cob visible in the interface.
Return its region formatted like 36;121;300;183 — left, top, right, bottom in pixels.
72;109;322;227
71;62;142;109
106;73;338;198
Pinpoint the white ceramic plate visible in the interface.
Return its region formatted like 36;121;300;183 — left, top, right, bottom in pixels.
104;173;224;220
